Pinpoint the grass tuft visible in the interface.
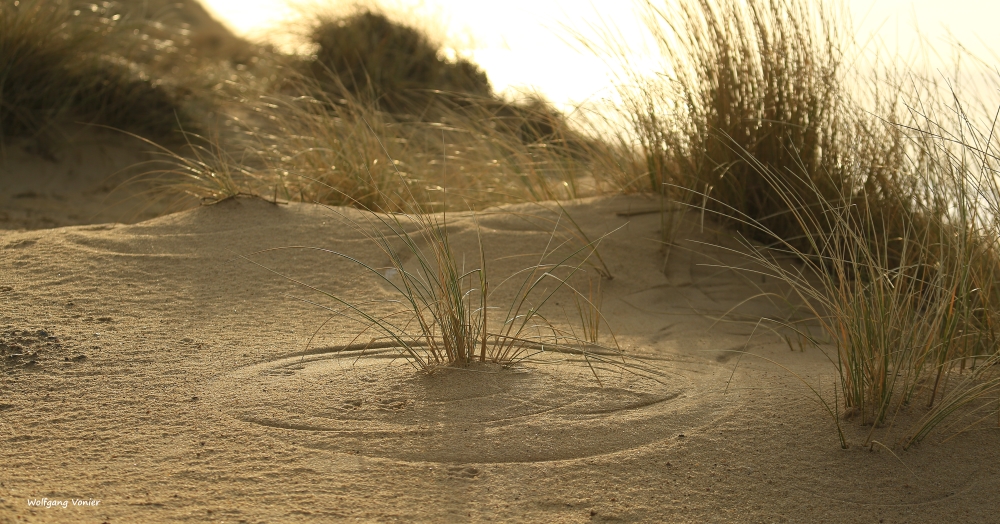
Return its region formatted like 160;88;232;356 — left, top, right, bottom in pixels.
602;0;1000;447
0;0;194;146
243;128;635;377
305;9;492;113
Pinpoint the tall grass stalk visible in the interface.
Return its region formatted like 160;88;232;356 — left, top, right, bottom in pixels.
595;0;846;248
708;88;1000;446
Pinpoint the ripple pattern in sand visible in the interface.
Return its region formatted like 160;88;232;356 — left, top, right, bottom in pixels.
206;349;724;463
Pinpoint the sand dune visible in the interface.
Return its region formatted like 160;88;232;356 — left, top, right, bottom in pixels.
2;145;999;522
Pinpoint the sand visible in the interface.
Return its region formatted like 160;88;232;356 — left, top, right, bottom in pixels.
2;137;999;523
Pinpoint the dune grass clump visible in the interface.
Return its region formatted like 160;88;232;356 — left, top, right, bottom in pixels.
600;0;1000;446
730;90;1000;447
131;3;644;211
316;205;617;371
604;0;864;248
207;70;639;211
0;0;193;146
244;132;629;374
305;9;492;114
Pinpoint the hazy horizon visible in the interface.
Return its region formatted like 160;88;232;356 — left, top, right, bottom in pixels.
201;0;1000;109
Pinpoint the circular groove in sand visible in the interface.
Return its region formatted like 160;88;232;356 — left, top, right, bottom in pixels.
207;348;723;463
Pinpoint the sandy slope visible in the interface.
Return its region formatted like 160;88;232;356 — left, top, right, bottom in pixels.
0;131;195;231
1;180;999;522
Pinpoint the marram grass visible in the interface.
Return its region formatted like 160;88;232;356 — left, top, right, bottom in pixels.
242;144;640;380
0;0;192;145
609;0;1000;447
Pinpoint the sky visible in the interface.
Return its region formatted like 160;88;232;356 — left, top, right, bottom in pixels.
200;0;1000;108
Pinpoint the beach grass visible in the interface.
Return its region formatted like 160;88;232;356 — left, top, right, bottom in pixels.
241;132;630;375
131;4;647;212
190;61;642;213
0;0;196;148
607;0;1000;447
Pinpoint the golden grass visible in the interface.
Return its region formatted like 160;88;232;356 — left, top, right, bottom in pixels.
0;0;195;147
240;135;633;377
172;70;639;212
305;9;492;114
607;0;1000;447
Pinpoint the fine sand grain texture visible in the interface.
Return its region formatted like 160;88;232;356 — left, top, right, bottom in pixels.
2;189;1000;522
0;132;193;230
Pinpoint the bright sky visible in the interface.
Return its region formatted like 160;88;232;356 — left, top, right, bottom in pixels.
201;0;1000;108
